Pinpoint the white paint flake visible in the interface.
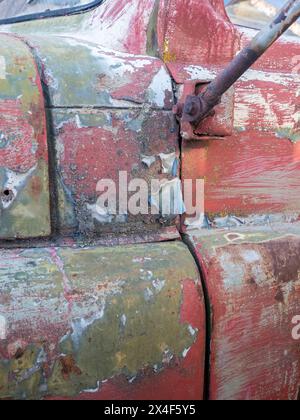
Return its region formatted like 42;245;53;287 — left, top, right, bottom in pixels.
0;56;6;79
147;67;172;107
0;315;7;340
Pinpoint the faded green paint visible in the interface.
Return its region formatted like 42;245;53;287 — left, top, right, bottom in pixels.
0;34;50;239
0;34;39;110
16;34;170;109
1;9;89;37
0;160;51;238
30;36;110;107
53;109;110;129
146;0;160;58
0;242;200;400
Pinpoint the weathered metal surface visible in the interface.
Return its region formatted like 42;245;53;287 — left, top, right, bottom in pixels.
187;224;300;400
50;108;180;236
11;34;180;237
180;13;300;220
0;242;205;400
0;0;159;57
0;34;50;239
179;0;300;127
182;131;300;219
162;1;240;140
0;0;299;402
157;0;240;66
0;0;239;63
239;25;300;73
174;81;235;139
26;35;173;109
175;0;300;400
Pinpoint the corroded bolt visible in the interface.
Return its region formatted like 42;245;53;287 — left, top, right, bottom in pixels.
184;102;196;116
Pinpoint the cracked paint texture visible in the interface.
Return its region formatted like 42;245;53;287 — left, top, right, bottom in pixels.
51;108;179;235
0;34;50;239
0;242;205;400
188;223;300;400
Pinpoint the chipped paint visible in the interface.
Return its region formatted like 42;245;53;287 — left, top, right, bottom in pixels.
183;65;216;82
0;242;205;400
141;154;156;168
159;152;177;174
147;66;172;108
21;35;173;109
1;165;37;210
184;213;206;229
51;108;178;236
87;202;114;224
188;225;300;400
0;34;50;239
0;56;6;80
0;315;6;340
1;0;299;402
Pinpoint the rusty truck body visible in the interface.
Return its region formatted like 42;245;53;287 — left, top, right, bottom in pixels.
0;0;300;400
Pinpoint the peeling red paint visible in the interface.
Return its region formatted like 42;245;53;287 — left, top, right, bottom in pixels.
158;0;240;66
1;0;300;401
0;100;38;173
183;131;300;215
46;278;205;401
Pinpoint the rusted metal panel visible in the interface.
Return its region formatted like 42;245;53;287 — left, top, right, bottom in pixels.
239;26;300;73
174;0;300;400
178;0;300;128
187;225;300;400
0;241;205;400
174;81;235;139
0;34;50;239
25;35;173;109
51;108;180;236
0;0;158;57
14;34;181;237
1;0;299;402
157;0;240;67
179;7;300;220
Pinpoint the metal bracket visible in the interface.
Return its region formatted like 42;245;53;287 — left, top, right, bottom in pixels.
173;81;235;140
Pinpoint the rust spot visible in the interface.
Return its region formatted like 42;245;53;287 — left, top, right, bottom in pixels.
96;73;108;89
266;239;300;284
247;277;258;287
275;288;284;303
60;355;82;381
14;348;25;360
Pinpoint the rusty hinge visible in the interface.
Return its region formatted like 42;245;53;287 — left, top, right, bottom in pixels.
173;81;235;140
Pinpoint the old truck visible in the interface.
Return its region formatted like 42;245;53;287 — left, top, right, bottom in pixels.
0;0;299;400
